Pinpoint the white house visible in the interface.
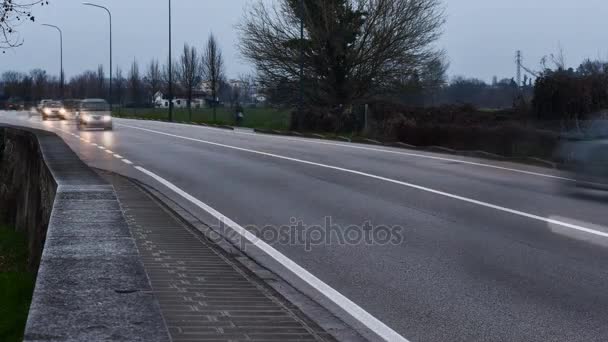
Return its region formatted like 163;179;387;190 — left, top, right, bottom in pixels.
154;91;200;109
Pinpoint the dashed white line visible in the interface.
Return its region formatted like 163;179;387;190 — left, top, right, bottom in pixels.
121;124;608;239
135;166;409;342
98;146;106;150
113;154;123;159
105;149;114;154
122;159;133;165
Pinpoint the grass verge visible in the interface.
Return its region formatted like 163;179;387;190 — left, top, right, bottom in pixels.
0;225;35;342
113;107;292;131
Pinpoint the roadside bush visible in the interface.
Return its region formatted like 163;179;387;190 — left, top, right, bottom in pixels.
393;122;559;159
290;106;363;133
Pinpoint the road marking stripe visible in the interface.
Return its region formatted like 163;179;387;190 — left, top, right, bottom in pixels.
105;149;114;154
135;166;409;342
119;119;571;182
120;123;608;239
114;154;123;159
98;146;106;150
122;159;133;165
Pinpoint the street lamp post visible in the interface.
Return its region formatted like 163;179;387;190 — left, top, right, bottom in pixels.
83;2;112;108
42;24;63;100
298;0;304;115
168;0;173;122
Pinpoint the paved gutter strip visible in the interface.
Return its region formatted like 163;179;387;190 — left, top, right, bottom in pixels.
103;172;341;342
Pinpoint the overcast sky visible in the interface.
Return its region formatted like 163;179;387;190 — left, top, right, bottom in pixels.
1;0;607;82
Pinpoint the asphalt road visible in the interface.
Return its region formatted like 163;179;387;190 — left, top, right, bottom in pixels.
3;110;608;342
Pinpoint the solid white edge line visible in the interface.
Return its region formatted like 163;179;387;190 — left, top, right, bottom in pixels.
117;118;573;182
121;123;608;239
135;166;410;342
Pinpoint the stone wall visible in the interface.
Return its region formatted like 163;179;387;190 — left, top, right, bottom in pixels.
0;124;170;342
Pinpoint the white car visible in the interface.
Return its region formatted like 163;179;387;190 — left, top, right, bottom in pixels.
41;101;67;121
76;99;113;131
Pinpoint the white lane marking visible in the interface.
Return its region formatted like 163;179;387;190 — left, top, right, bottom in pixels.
121;124;608;239
118;119;572;181
98;146;106;150
105;149;114;154
135;166;409;342
114;154;123;159
122;159;133;165
92;143;99;147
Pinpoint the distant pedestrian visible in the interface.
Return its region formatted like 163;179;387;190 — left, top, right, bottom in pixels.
235;104;245;126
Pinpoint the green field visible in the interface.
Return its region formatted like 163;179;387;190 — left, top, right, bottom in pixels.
0;226;35;342
113;107;292;131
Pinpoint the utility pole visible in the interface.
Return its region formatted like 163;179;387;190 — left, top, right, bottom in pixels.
168;0;174;122
516;50;522;88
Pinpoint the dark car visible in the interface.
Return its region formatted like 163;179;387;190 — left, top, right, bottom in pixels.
6;98;25;110
556;119;608;191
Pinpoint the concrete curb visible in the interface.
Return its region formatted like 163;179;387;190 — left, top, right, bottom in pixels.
0;124;170;342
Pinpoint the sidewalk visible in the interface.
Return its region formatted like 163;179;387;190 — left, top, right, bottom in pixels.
101;172;336;342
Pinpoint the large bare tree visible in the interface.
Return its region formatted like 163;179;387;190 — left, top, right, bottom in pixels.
1;0;47;52
238;0;445;123
201;33;224;122
177;43;201;119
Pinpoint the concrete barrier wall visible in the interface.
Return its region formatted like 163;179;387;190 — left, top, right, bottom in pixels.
0;127;56;272
0;125;170;342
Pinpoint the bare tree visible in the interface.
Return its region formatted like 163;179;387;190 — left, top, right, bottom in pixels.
127;59;143;106
201;33;225;122
113;67;126;106
238;0;445;126
30;68;47;101
177;43;201;119
145;59;162;104
1;71;25;97
162;57;180;97
96;64;106;99
1;0;47;52
237;73;256;104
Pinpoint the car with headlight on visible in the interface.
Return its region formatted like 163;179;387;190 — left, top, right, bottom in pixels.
60;99;81;120
76;99;113;130
37;99;53;113
41;101;67;121
556;119;608;191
